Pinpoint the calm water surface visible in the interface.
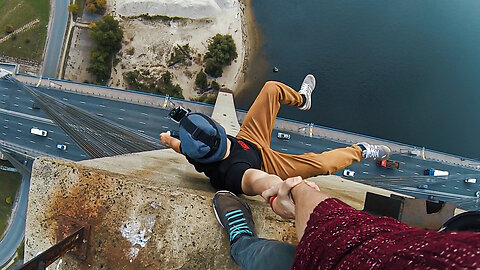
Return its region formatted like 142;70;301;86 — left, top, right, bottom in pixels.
236;0;480;159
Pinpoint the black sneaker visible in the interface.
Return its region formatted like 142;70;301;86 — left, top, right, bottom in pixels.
213;190;255;244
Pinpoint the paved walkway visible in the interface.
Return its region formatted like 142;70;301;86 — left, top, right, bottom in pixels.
0;19;40;44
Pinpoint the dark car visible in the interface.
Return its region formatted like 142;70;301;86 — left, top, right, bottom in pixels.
376;159;401;169
417;184;429;189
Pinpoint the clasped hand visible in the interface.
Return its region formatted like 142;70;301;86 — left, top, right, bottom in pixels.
261;176;320;219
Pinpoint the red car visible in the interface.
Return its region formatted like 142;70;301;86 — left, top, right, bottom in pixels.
376;159;401;169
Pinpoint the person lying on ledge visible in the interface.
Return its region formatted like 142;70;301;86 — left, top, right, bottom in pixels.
160;75;391;196
212;177;480;270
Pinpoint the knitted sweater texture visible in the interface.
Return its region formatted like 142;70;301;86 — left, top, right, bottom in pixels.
292;198;480;269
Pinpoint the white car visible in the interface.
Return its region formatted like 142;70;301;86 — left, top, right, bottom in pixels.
56;144;67;151
277;132;290;140
30;127;47;137
343;169;355;177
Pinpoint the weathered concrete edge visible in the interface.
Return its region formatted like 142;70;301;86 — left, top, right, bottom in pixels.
24;154;297;269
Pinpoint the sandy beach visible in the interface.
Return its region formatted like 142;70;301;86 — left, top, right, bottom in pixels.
102;0;254;99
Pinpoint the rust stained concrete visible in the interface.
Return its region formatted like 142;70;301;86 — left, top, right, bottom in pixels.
24;148;424;269
24;149;297;269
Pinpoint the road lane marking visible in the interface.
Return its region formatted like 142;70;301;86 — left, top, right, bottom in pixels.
80;101;86;104
62;98;68;101
305;143;311;146
141;112;148;116
401;186;474;199
118;117;124;120
0;108;54;124
139;122;145;125
99;104;106;107
120;108;125;111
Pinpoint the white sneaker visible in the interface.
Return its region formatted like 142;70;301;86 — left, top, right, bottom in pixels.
358;142;391;160
298;74;316;111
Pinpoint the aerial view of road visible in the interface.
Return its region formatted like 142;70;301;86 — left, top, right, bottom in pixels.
42;0;69;78
1;74;480;268
1;77;480;206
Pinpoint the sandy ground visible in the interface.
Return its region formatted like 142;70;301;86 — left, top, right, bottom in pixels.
65;0;248;99
64;27;96;83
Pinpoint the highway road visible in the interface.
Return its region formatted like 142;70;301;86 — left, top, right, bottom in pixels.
1;75;480;266
42;0;69;77
0;174;29;268
1;78;480;204
0;152;31;268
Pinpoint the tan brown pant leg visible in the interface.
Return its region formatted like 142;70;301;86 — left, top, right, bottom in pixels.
236;81;303;147
261;145;363;180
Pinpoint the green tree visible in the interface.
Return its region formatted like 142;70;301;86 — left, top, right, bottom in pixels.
5;196;13;205
211;80;220;91
88;15;123;83
89;15;123;53
205;58;223;78
87;48;111;82
204;34;237;78
86;0;106;14
86;3;97;13
195;69;208;90
68;3;79;15
5;24;14;34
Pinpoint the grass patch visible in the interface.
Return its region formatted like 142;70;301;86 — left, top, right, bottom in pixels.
0;0;50;61
124;69;184;98
0;170;21;238
74;0;86;19
190;92;218;105
16;240;24;261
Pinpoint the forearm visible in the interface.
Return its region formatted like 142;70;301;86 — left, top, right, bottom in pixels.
168;137;181;153
291;182;330;239
241;169;283;196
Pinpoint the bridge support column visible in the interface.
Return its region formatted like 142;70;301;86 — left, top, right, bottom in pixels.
211;91;240;136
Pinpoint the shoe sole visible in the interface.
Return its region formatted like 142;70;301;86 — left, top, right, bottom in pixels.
299;74;316;110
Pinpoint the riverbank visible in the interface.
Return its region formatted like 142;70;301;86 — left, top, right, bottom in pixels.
98;0;249;99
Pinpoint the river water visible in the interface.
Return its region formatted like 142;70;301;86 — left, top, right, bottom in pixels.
236;0;480;159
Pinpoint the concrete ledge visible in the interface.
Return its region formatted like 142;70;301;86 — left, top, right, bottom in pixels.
24;151;297;269
25;149;458;269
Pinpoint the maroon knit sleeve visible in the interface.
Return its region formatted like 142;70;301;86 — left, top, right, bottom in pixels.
291;198;480;270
